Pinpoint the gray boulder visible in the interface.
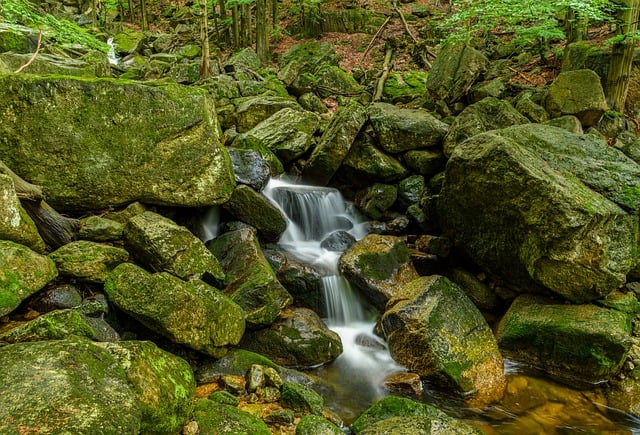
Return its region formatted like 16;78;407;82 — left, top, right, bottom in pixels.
0;75;235;210
496;295;633;384
339;234;419;310
124;211;225;285
367;102;448;153
49;240;129;284
438;124;640;303
340;131;410;184
380;275;506;407
105;263;245;357
227;147;272;191
544;69;608;127
0;173;45;253
0;240;57;317
234;95;302;132
208;227;292;328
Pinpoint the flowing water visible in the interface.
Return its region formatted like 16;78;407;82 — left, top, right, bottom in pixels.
204;177;640;433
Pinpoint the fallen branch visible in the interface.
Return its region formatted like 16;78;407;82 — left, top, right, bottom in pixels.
391;2;417;44
362;16;391;62
373;46;394;102
508;66;536;85
0;160;43;201
15;30;43;73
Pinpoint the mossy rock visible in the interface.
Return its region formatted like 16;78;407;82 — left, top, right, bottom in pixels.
193;398;271;434
234;95;302;133
0;173;45;253
382;71;429;104
351;396;451;433
340;131;409;185
78;215;124;242
49;240;129;284
0;23;35;53
296;415;343;434
281;382;324;416
0;309;96;343
316;65;361;98
278;42;341;86
544;69;608;127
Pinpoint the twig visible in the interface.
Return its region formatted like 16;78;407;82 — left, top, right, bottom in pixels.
15;30;43;73
362;16;391;62
373;46;394;102
391;2;417;44
507;66;536;85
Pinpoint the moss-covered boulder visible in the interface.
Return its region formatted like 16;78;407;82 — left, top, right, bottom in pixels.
278;42;341;87
124;211;224;285
438;124;640;303
355;183;398;220
339;234;419;310
98;340;196;434
0;240;57;317
0;173;45;253
208;227;292;328
225;47;262;72
368;103;449;154
49;240;129;284
113;27;145;55
303;99;368;186
296;415;344;435
105;263;245;357
0;52;110;77
426;42;489;104
239;307;343;368
382;71;429;104
0;23;36;53
402;148;447;177
234;95;302;132
442;96;529;157
496;295;633;384
78;215;124;242
281;382;324;416
351;396;482;434
544;69;608;127
193;398;271;434
381;275;506;406
316;65;361;97
0;74;235;210
0;338;142;433
222;184;288;242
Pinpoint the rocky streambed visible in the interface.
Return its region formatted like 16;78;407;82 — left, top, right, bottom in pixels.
1;21;640;434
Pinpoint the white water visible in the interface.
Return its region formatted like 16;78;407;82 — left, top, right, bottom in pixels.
106;38;119;66
262;178;402;403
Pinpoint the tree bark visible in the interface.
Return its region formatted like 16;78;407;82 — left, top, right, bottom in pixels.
256;0;268;61
200;0;211;78
566;8;588;43
140;0;148;31
21;200;80;249
232;4;240;48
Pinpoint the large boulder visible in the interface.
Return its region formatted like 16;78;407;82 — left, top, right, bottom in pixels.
496;295;633;384
0;173;45;253
380;275;506;406
239;307;343;368
0;338;142;433
193;398;271;434
105;263;245;357
234;95;302;132
0;308;99;343
278;42;341;87
0;74;235;210
124;211;225;285
0;240;58;317
208;227;293;328
367;103;448;154
544;69;608;127
426;42;489;104
438;124;640;303
227;147;272;191
303;100;368;186
49;240;129;283
339;234;419;310
443;96;529;157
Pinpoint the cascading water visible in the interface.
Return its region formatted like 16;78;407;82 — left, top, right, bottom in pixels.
263;178;402;420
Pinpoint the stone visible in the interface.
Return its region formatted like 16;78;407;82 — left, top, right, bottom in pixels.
0;75;234;211
0;240;57;317
240;307;343;367
124;211;224;285
193;399;271;434
0;173;45;253
316;65;361;97
402;148;447;177
78;215;124;242
208;227;292;328
27;284;83;313
382;71;429;104
545;69;608;127
49;240;129;284
105;263;245;357
278;42;341;86
514;91;550;123
543;115;584;134
447;267;500;311
225;47;262;72
235;95;302;133
281;382;324;416
0;52;110;77
227;147;272;191
396;175;426;211
0;23;36;53
296;415;344;435
339;234;419;310
381;275;506;406
355;183;397;220
112;28;145;54
368;102;448;154
0;309;97;343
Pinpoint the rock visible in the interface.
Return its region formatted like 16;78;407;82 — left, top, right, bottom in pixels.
426;42;489;105
0;75;235;210
340;130;410;184
237;107;320;163
607;368;640;417
544;69;608;127
105;263;245;357
296;415;344;435
225;47;262;72
303;100;368;186
98;340;196;434
443;96;529;157
339;234;419;310
28;284;83;313
281;382;324;416
382;71;429;104
299;92;329;113
0;338;141;433
321;230;356;252
496;295;633;385
543;114;584;134
113;27;145;54
193;398;271;434
78;215;124;242
397;175;426;211
0;52;110;77
514;91;550;123
235;95;302;133
438;124;640;303
0;309;97;343
355;183;397;220
351;396;482;434
381;275;506;406
240;307;343;368
278;42;341;86
614;130;640;165
124;211;225;285
0;23;36;53
447;267;500;311
222;184;288;242
0;240;57;317
0;173;45;253
227;147;272;191
208;227;292;328
236;70;290;98
402;148;447;177
316;65;361;97
49;240;129;284
367;103;448;154
471;78;506;102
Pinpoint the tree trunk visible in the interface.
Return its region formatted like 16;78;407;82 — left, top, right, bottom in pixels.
232;4;240;48
566;8;588;43
271;0;277;28
200;0;211;78
605;0;640;112
256;0;267;61
128;0;134;21
140;0;148;31
21;200;80;249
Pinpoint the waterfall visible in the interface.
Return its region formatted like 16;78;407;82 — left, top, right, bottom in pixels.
106;38;119;66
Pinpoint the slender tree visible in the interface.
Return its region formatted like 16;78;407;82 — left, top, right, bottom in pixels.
200;0;211;78
140;0;148;30
256;0;267;61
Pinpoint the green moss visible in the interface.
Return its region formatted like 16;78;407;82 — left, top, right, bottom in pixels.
356;242;409;281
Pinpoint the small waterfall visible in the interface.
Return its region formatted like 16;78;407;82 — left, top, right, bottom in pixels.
106;38;119;66
198;206;221;243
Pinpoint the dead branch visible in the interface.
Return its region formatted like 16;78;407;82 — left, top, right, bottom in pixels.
508;66;536;85
362;16;391;62
0;160;44;201
391;2;417;44
373;46;394;102
15;30;43;73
